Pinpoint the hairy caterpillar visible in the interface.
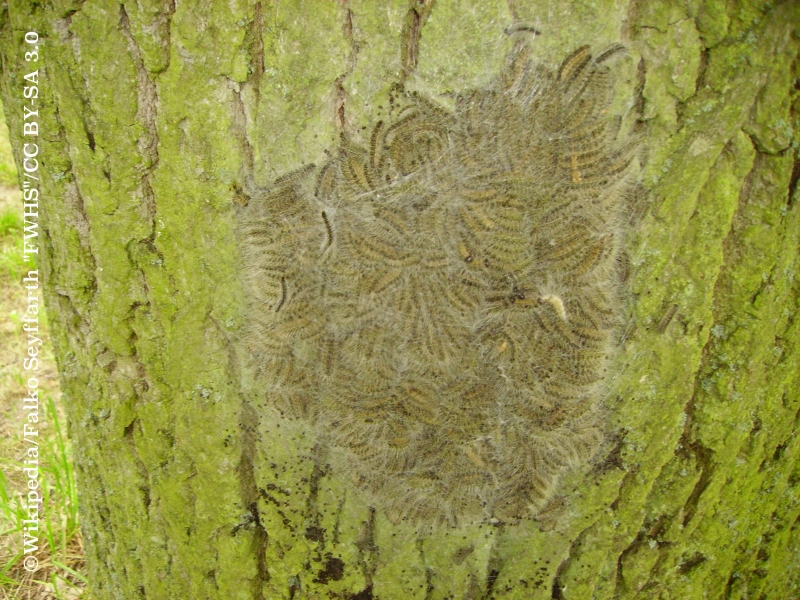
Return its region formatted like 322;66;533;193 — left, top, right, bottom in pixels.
238;43;635;526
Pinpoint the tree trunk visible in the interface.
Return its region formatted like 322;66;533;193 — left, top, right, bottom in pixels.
1;1;798;598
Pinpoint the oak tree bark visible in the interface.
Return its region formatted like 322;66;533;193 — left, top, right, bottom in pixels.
1;1;798;598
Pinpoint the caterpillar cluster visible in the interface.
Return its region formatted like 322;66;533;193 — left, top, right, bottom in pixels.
238;43;634;526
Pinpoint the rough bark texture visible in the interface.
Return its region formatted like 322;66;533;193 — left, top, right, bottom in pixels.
1;0;798;599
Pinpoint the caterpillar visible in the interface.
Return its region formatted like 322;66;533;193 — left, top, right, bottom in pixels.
320;211;333;250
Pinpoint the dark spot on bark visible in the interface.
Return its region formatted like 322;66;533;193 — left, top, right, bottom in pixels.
486;569;500;596
288;576;300;599
314;555;345;584
594;431;625;474
773;440;788;461
305;525;325;542
85;127;96;152
349;585;374;600
788;156;799;208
